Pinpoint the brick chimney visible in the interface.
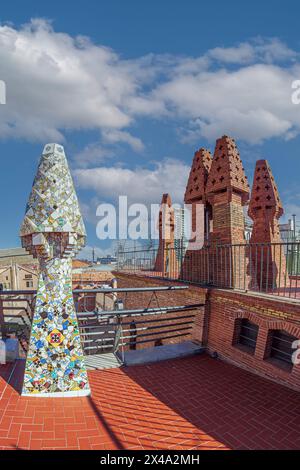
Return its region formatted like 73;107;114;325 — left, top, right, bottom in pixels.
206;136;250;287
206;135;250;244
248;159;286;290
180;149;212;282
184;148;213;243
154;193;178;277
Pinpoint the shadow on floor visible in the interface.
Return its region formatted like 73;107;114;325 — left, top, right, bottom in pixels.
88;395;125;450
93;354;300;450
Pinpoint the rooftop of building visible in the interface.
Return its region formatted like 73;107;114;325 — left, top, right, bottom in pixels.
0;247;37;267
72;259;91;269
0;354;299;450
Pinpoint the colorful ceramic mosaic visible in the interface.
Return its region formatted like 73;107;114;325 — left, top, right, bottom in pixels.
20;143;90;397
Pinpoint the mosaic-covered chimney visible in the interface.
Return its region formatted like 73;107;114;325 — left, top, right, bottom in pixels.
248;159;286;290
154;193;178;277
20;143;90;397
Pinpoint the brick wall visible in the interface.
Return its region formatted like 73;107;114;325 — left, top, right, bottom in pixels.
115;272;300;391
206;289;300;391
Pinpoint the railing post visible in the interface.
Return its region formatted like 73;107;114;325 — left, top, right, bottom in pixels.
0;297;7;339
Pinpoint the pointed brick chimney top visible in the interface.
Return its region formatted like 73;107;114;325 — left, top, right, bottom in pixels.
184;148;212;204
206;135;250;204
248;159;283;220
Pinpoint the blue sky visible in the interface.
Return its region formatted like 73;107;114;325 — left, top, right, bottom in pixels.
0;0;300;258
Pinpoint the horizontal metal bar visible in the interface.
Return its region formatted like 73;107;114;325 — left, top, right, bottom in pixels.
82;337;115;343
83;330;192;351
122;322;193;335
121;313;196;326
80;330;116;337
126;325;192;339
81;319;194;338
121;331;191;347
94;303;204;318
84;344;114;351
77;306;202;320
0;286;189;297
74;286;189;294
0;290;36;296
3;314;29;320
79;314;196;329
0;306;28;311
77;313;98;319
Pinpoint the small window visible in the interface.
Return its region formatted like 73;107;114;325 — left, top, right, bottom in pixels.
237;319;259;351
269;330;297;368
26;281;33;288
24;274;32;280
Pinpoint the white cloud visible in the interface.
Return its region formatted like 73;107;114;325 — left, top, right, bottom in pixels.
207;38;297;64
208;43;255;64
102;129;144;152
0;19;142;143
283;203;300;220
156;64;300;144
0;19;300;149
73;142;113;168
73;159;189;205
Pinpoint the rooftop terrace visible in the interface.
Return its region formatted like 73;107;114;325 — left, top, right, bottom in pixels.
1;354;299;450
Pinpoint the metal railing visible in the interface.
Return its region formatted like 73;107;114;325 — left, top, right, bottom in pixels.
0;291;34;356
77;301;203;357
116;242;300;300
0;285;197;358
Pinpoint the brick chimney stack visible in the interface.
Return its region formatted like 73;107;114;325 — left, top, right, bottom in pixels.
248;159;286;290
206;135;250;245
184;148;212;243
180;149;212;282
205;136;250;287
154;193;178;276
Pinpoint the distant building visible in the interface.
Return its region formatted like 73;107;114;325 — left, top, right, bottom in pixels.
279;218;299;242
0;264;38;291
72;259;91;269
244;212;253;242
97;255;117;265
0;247;37;267
174;207;189;259
0;248;38;291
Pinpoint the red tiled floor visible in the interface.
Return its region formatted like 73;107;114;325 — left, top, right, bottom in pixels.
0;355;299;450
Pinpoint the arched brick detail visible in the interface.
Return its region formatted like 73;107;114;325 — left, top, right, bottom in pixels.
230;309;300;338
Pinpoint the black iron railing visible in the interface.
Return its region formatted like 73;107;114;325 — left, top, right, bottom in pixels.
116;242;300;300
